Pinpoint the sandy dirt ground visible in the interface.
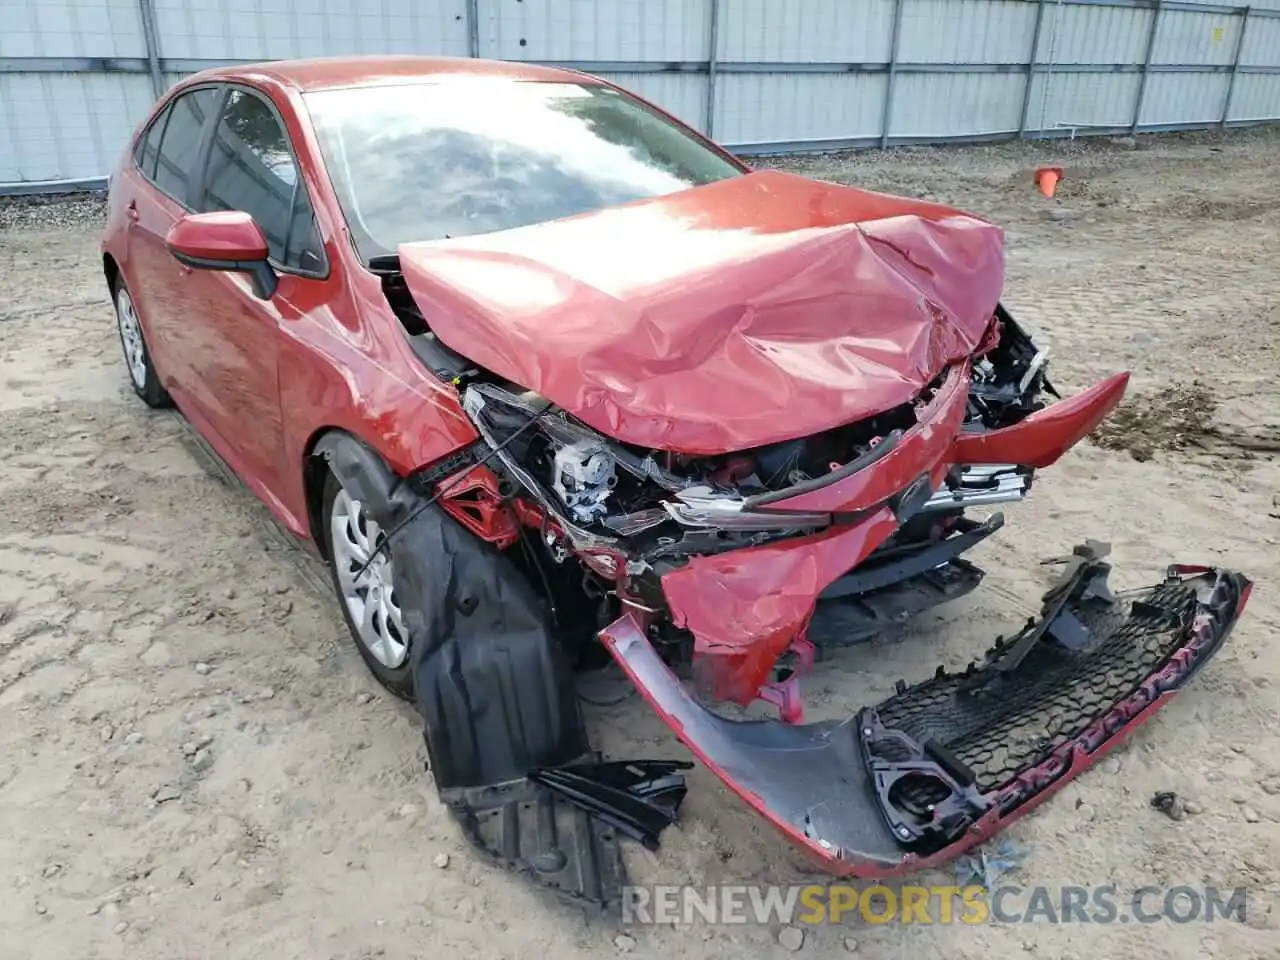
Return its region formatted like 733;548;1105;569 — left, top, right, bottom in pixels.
2;128;1278;960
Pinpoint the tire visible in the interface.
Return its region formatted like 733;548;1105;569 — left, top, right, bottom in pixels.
321;470;415;701
113;276;172;408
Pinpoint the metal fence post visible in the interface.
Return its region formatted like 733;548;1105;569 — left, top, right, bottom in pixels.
705;0;721;137
467;0;480;58
1131;0;1162;134
136;0;164;98
1018;0;1049;137
880;0;905;149
1222;6;1250;126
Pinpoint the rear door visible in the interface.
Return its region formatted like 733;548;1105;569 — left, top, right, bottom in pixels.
181;85;329;508
122;86;222;387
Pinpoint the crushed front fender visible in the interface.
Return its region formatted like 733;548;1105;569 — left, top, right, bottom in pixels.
602;554;1251;876
953;371;1130;469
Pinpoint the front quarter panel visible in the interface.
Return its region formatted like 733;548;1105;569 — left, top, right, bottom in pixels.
275;264;479;532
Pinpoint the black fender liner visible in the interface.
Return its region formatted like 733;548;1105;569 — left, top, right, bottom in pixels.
315;432;590;787
315;434;687;906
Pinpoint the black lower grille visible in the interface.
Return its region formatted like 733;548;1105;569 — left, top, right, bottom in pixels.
873;582;1199;791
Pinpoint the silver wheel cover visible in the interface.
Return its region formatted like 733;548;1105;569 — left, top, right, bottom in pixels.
115;287;148;389
330;487;409;669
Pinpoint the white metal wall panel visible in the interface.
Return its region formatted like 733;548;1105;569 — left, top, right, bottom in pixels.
0;0;146;58
1139;70;1231;124
596;72;707;132
0;72;153;181
714;73;886;145
3;0;1280;188
1241;16;1280;66
1152;10;1240;66
1229;72;1280;119
718;0;895;62
899;0;1035;63
1036;5;1152;64
1023;70;1141;130
477;0;710;62
152;0;469;62
890;71;1024;136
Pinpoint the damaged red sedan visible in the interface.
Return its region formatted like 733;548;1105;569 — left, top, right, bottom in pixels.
102;56;1251;904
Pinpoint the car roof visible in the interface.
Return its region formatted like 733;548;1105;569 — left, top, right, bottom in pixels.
185;55;599;94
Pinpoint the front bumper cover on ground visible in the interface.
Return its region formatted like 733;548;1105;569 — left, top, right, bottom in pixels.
601;553;1250;876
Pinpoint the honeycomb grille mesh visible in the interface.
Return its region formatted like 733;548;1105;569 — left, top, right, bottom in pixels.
875;582;1199;791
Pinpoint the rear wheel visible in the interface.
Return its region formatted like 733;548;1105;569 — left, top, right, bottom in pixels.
322;470;415;700
113;277;172;408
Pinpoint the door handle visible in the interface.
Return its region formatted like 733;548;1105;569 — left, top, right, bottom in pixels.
126;200;140;222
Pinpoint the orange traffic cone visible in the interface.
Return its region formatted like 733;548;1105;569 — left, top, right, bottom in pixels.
1035;166;1063;198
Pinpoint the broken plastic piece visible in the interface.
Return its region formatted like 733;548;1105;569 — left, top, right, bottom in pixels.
985;539;1114;676
859;709;989;847
820;514;1003;600
755;636;816;724
452;779;626;907
320;433;657;906
529;760;692;852
810;558;986;648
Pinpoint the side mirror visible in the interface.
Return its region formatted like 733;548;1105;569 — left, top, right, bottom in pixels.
166;211;278;299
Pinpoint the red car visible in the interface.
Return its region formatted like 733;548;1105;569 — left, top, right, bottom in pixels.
103;56;1250;903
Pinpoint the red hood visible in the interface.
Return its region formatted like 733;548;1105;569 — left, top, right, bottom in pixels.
397;170;1004;454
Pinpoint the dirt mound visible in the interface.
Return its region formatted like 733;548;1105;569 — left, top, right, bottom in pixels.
1157;194;1280;222
1091;381;1219;462
1093;382;1280;462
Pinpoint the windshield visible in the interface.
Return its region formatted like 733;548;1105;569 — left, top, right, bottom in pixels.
305;80;743;261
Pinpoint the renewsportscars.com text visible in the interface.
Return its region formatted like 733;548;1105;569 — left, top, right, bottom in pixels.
621;884;1249;926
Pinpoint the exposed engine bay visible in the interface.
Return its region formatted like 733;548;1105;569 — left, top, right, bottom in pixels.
455;307;1049;565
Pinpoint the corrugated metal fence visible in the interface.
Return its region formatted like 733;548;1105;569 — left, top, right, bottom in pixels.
2;0;1279;193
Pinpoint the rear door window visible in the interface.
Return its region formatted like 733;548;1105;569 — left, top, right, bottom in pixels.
198;87;325;274
134;108;169;178
153;87;220;205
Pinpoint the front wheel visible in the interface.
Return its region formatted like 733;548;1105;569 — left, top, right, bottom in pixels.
322;470;415;700
113;277;171;408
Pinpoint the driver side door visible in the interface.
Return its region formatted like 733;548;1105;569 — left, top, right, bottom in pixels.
180;85;329;515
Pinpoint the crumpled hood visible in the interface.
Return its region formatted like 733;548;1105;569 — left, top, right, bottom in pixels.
397;169;1004;454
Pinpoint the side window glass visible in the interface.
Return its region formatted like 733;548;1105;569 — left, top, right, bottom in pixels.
135;107;169;178
153;88;219;203
199;88;325;273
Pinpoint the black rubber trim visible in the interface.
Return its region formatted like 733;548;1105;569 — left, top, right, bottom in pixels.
809;558;986;647
819;512;1005;600
743;427;904;508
